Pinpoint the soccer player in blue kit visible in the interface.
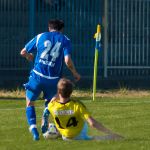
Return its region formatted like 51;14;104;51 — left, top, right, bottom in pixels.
20;19;81;140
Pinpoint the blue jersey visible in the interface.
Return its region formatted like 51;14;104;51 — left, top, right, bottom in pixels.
25;31;71;79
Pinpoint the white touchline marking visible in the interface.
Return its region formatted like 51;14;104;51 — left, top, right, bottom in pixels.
100;101;150;104
0;101;150;111
0;106;43;111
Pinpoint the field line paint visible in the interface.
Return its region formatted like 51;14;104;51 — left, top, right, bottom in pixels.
0;106;43;111
0;101;150;111
97;101;150;104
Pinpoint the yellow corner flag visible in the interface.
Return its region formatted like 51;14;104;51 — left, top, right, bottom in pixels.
93;24;101;101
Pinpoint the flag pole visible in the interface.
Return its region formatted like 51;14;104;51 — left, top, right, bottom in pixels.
93;24;101;101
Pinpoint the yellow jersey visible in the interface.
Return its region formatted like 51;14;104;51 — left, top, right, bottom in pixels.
48;99;91;138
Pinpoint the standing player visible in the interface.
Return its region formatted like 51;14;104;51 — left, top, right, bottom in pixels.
46;78;122;140
20;19;80;141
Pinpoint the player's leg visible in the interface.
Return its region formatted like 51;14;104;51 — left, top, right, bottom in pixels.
43;78;59;107
61;122;93;141
41;107;50;134
24;76;41;141
26;91;40;140
41;78;59;134
73;122;93;140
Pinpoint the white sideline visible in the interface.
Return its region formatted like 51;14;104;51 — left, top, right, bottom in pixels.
0;101;150;111
99;101;150;104
0;106;43;111
84;100;150;104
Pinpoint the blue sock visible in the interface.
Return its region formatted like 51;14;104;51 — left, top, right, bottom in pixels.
26;106;36;126
44;100;50;108
26;106;39;140
41;107;50;133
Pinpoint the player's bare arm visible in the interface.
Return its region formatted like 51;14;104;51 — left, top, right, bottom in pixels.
87;116;123;139
20;48;34;61
64;55;81;81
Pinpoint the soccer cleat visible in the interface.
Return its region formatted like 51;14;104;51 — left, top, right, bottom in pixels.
31;128;39;141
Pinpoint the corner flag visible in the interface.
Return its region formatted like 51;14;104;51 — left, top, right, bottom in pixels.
93;24;102;101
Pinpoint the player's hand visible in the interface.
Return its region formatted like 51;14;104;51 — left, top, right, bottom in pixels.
108;133;124;140
93;134;124;141
20;48;34;61
26;53;34;61
73;72;81;82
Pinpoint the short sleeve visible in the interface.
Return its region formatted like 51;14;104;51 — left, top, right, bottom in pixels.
63;36;72;56
25;36;37;53
78;102;91;120
48;101;53;113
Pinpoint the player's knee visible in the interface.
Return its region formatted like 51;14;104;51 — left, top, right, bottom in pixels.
26;99;34;107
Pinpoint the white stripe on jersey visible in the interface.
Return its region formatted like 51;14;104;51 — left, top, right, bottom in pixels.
64;35;70;41
36;33;43;47
33;69;59;79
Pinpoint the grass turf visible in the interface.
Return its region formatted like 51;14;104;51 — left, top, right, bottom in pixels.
0;97;150;150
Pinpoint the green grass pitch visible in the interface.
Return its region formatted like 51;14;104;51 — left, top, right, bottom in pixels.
0;97;150;150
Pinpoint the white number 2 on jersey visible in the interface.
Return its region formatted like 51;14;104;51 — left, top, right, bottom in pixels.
40;40;61;67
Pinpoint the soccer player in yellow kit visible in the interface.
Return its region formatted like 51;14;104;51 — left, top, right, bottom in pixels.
46;78;122;140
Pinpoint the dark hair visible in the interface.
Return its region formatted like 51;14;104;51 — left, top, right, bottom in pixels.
48;19;64;31
57;78;73;98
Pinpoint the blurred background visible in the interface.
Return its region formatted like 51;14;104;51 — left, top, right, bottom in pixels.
0;0;149;89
